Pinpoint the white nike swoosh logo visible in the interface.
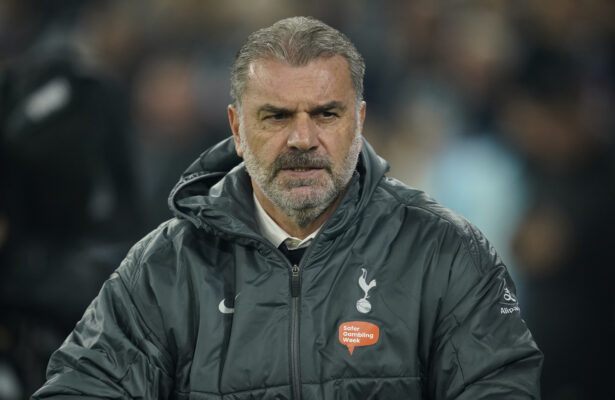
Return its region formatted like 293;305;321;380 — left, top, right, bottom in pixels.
218;298;234;314
218;293;240;314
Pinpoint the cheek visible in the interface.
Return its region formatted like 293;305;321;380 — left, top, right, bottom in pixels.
247;132;284;163
324;127;356;162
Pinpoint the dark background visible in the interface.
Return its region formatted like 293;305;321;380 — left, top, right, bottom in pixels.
1;1;613;398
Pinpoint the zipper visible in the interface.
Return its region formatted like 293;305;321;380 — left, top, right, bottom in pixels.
289;263;302;400
290;265;301;297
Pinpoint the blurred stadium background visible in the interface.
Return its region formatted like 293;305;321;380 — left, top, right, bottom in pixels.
0;1;613;398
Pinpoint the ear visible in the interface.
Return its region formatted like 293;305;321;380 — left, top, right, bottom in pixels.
358;101;366;151
359;101;366;132
228;104;243;158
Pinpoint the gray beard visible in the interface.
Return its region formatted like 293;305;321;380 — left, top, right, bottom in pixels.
240;129;362;228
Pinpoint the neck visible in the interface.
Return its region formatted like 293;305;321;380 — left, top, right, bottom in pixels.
252;183;343;239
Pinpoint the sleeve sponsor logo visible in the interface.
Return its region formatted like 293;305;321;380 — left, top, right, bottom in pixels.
338;321;379;355
500;305;520;314
502;287;517;304
499;287;520;314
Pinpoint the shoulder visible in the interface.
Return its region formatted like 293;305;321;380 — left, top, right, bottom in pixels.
374;176;498;276
116;217;200;288
375;176;471;233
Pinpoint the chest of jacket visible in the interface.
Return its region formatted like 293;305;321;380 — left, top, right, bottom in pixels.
160;223;447;399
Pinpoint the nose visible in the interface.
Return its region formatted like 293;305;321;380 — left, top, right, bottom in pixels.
287;113;318;150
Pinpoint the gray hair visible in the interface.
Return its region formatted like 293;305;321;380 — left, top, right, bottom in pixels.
230;16;365;108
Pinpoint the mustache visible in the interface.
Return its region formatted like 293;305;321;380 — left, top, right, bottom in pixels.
270;150;332;177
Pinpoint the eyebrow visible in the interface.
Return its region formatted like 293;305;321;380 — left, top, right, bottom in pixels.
310;101;347;115
257;104;293;116
257;101;347;117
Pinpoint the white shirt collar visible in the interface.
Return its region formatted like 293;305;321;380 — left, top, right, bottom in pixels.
253;193;320;250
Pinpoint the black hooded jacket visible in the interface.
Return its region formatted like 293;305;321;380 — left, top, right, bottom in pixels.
33;137;542;399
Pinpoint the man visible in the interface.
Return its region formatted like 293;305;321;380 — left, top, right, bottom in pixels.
33;17;542;399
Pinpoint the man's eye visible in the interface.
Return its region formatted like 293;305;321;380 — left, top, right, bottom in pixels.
320;111;338;118
264;113;287;121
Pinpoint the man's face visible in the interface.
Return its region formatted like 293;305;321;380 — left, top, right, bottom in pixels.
229;56;365;227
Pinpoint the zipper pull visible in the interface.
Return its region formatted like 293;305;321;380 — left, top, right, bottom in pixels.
290;264;301;297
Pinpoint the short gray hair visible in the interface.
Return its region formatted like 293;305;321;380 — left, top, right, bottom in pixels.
230;16;365;108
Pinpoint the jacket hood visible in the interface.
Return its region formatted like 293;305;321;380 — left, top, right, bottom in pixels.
168;136;389;241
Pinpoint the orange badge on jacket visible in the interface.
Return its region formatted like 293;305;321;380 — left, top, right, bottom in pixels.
339;321;379;355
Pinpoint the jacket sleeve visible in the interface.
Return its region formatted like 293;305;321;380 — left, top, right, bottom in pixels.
31;235;175;399
428;224;543;400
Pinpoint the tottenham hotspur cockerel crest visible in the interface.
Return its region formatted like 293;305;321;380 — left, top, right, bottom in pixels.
356;268;376;313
